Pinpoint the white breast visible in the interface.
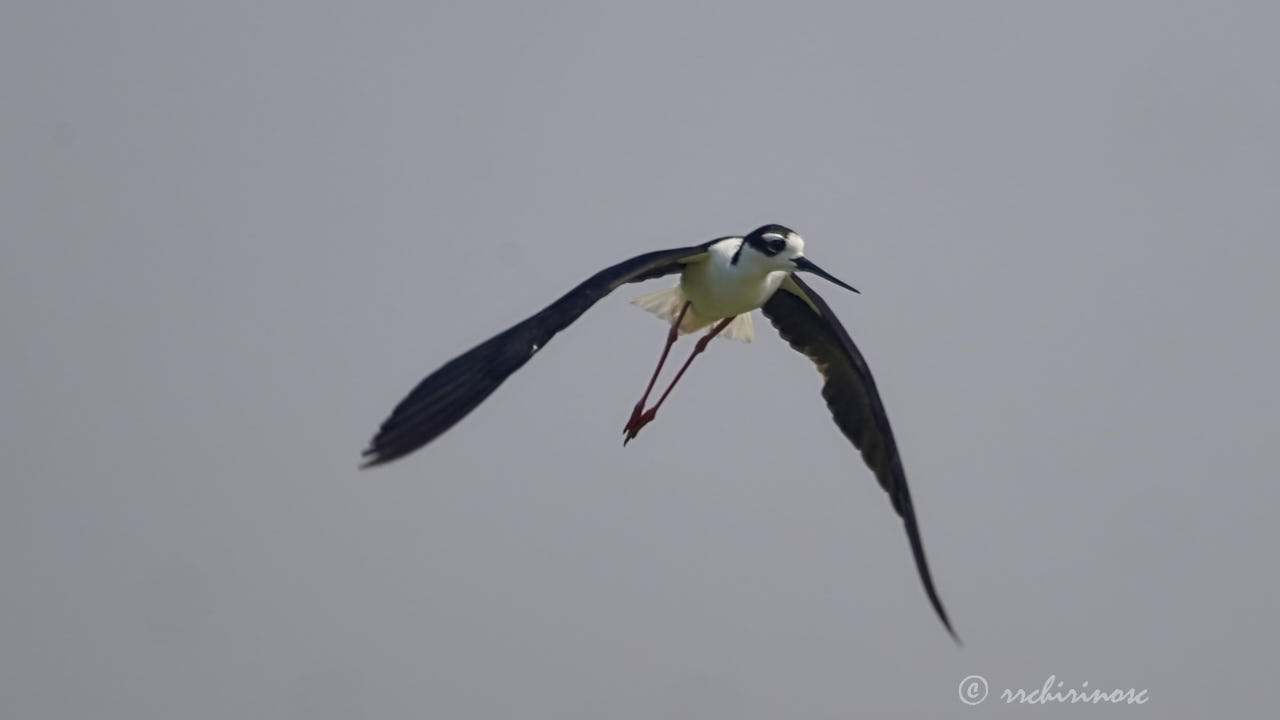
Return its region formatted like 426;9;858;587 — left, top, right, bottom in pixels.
680;239;787;320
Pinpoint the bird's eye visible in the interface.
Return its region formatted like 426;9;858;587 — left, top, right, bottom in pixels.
766;238;787;254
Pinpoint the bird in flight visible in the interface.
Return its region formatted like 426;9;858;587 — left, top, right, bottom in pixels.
362;224;957;640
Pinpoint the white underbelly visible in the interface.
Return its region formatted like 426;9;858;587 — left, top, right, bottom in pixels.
680;265;787;321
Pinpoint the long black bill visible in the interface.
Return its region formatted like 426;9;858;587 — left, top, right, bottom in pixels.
792;256;860;294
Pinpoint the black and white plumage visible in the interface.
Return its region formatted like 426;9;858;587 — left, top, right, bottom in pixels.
362;224;957;640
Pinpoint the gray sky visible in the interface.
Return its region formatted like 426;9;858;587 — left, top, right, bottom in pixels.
3;2;1278;718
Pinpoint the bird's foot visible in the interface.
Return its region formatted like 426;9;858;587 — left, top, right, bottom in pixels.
623;401;645;434
622;407;657;446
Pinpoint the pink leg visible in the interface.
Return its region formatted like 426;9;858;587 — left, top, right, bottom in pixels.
624;301;690;434
623;315;734;446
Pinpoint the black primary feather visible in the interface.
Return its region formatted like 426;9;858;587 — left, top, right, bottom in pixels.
762;275;958;642
361;241;714;467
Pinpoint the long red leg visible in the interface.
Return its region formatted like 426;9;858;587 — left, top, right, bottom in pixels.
623;314;734;446
624;301;690;434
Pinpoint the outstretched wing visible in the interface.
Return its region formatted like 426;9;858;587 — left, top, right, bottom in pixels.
762;275;957;641
361;242;714;467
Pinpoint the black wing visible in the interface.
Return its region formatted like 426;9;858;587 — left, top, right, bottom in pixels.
361;242;714;467
762;275;957;641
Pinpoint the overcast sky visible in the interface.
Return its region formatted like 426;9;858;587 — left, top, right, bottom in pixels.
3;2;1278;718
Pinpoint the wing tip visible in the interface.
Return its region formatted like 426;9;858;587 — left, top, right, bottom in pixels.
358;443;392;470
936;603;961;646
919;547;961;645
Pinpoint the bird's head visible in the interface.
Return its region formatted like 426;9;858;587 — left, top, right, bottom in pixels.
743;224;859;294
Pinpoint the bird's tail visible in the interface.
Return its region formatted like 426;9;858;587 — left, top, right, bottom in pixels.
630;286;754;342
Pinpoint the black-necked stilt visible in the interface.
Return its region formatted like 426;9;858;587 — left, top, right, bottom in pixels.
362;224;957;640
